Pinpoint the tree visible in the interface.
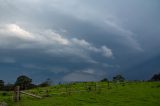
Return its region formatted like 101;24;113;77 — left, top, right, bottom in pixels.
100;78;109;82
113;75;125;82
0;80;4;90
150;73;160;81
15;75;32;90
3;83;14;91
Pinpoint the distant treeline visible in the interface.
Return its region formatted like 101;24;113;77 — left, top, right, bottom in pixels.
0;75;52;91
0;73;159;91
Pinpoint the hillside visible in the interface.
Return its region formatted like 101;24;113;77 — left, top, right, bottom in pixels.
0;82;160;106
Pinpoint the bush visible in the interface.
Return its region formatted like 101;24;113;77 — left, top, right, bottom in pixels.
3;84;14;91
1;92;7;96
100;78;109;82
113;75;125;82
150;73;160;81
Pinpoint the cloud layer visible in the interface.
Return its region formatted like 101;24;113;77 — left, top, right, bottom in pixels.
0;0;160;83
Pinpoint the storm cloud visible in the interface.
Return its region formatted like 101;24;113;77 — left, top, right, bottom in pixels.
0;0;160;83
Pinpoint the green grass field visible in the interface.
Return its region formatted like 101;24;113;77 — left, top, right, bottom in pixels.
0;82;160;106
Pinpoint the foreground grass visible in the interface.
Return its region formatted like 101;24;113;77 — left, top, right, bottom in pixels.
1;82;160;106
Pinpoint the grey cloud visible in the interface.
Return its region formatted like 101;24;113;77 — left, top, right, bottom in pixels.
62;68;108;82
0;24;113;61
0;57;16;64
63;72;96;82
0;0;160;82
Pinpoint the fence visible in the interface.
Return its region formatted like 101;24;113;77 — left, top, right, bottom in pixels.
13;82;125;102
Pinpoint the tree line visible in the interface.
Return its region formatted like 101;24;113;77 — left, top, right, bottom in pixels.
0;75;51;91
0;73;160;91
100;73;160;82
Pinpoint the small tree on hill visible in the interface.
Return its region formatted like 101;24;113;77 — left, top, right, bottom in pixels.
150;73;160;81
100;78;109;82
15;75;32;90
113;75;125;82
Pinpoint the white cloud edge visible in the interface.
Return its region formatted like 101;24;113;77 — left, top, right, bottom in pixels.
0;24;113;62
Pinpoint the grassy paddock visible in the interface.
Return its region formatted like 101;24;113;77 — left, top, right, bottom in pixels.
0;82;160;106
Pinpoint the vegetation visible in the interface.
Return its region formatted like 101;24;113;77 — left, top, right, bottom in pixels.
100;78;109;82
0;80;4;90
113;74;125;82
0;81;160;106
0;73;160;106
3;83;14;91
15;75;32;90
38;78;52;87
150;73;160;81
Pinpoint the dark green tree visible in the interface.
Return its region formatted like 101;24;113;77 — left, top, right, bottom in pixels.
3;83;14;91
100;78;109;82
150;73;160;81
113;75;125;82
0;80;4;90
15;75;32;90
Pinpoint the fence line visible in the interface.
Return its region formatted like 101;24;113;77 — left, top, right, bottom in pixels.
20;91;42;99
13;82;124;102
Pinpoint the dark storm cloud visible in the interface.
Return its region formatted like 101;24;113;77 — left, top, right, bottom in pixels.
0;0;160;83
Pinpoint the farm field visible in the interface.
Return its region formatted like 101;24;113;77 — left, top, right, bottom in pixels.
0;82;160;106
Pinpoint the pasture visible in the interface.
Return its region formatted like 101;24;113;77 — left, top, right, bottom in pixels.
0;82;160;106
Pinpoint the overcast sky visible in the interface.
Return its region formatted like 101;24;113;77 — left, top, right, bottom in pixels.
0;0;160;83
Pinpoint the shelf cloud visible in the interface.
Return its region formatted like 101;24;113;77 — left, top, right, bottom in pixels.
0;0;160;83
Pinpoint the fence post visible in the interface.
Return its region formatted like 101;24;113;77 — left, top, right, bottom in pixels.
95;83;97;91
108;81;110;89
14;86;20;102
